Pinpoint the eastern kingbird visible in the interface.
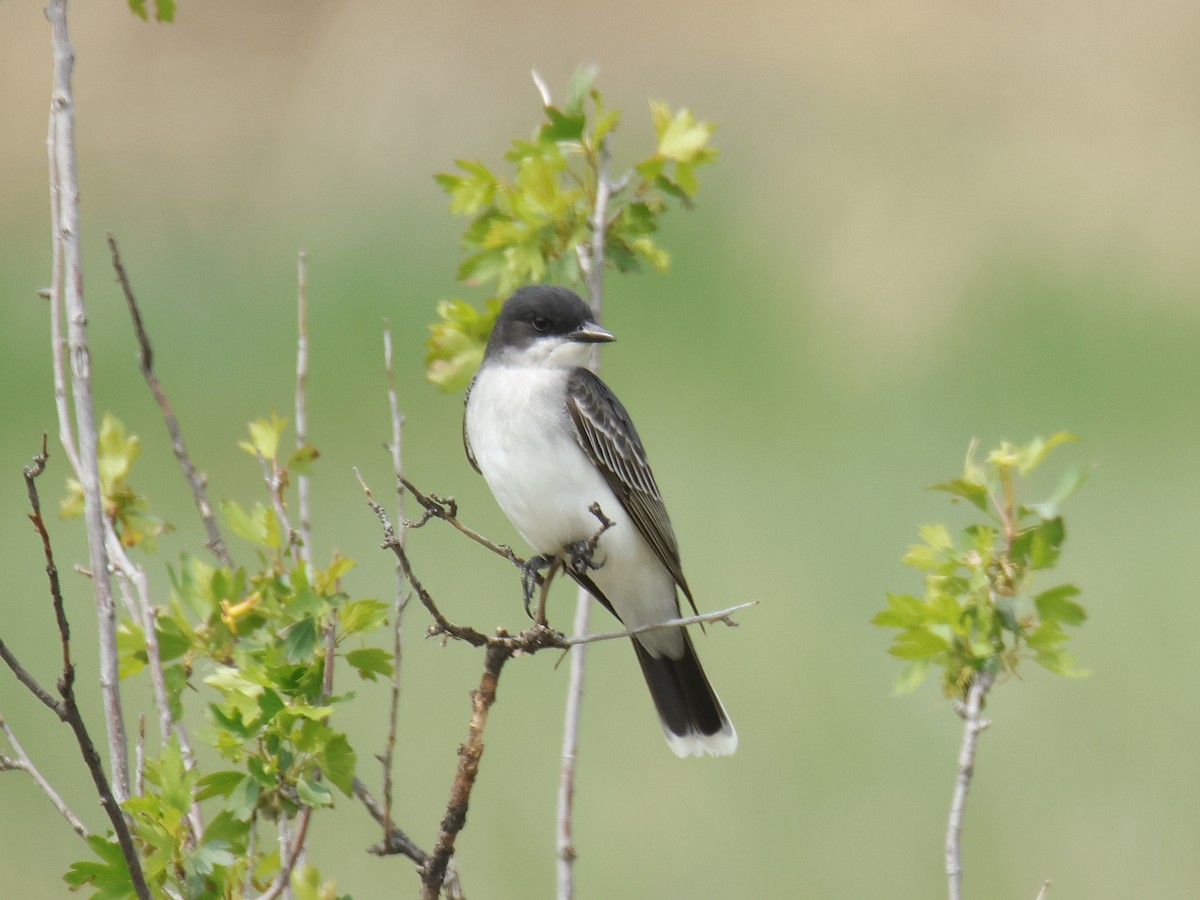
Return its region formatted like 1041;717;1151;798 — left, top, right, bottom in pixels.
464;284;737;757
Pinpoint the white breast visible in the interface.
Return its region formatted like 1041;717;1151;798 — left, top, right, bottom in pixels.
465;364;684;657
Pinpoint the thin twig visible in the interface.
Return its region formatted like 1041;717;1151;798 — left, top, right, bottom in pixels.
0;711;89;838
560;601;756;647
420;642;511;900
558;125;619;900
400;476;534;571
1034;880;1052;900
107;232;233;568
10;438;151;899
381;319;410;843
255;807;312;900
257;450;296;552
946;669;995;900
295;250;313;568
46;0;129;803
106;232;205;842
352;778;467;900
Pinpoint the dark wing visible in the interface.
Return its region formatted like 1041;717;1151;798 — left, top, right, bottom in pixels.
463;374;480;474
565;368;695;611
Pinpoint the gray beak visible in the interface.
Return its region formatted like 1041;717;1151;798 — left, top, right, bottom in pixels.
573;323;615;344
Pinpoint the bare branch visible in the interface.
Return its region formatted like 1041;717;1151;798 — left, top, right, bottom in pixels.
381;319;411;842
421;642;511;900
400;476;535;573
107;232;233;568
559;131;618;900
46;0;129;802
559;601;756;647
352;779;467;900
1034;880;1052;900
14;437;150;898
295;249;313;568
0;712;88;838
255;806;313;900
946;670;996;900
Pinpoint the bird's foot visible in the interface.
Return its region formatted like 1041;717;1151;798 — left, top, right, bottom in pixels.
565;539;604;577
520;553;556;619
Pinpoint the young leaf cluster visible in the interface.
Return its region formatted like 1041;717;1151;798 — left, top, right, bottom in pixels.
874;434;1089;699
426;67;718;390
65;414;382;899
61;413;171;550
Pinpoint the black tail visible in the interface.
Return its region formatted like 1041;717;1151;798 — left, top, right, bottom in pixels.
632;631;737;758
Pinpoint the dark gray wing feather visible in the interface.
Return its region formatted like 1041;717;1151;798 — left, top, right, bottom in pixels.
565;368;695;610
463;375;480;474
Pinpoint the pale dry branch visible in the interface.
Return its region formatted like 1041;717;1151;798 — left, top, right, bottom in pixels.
946;669;996;900
46;0;129;803
0;711;88;838
295;250;313;568
381;319;411;842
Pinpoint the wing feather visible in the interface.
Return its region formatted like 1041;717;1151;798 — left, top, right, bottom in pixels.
565;368;695;610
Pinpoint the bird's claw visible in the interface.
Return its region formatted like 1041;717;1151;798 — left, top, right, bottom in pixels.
520;553;555;618
565;539;603;577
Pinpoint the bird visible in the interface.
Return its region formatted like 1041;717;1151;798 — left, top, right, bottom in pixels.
463;284;737;757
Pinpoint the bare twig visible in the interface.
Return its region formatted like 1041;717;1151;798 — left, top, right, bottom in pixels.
946;669;996;900
381;319;411;843
107;232;233;568
295;250;313;568
6;439;151;899
1034;880;1052;900
257;450;296;552
46;0;129;803
255;807;313;900
560;601;756;647
0;711;88;838
558;125;620;900
353;778;466;900
400;476;534;572
420;641;511;900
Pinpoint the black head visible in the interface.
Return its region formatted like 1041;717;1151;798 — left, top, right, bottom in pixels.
485;285;614;361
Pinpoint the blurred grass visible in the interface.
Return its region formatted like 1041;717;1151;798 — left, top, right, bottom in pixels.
3;1;1200;898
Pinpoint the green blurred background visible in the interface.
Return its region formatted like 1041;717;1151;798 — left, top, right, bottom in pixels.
2;1;1198;897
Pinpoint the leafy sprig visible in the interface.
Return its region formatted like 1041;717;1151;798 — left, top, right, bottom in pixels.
874;433;1089;698
426;67;717;390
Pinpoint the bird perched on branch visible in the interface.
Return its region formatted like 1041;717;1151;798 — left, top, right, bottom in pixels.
464;284;736;757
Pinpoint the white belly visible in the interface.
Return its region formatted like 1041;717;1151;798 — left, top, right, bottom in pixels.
466;365;684;657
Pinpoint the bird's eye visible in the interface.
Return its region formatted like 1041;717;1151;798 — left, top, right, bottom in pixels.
532;316;550;332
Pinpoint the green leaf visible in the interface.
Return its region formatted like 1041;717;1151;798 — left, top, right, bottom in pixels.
191;840;235;876
1034;584;1087;626
287;443;321;475
1029;517;1066;569
540;106;587;143
220;500;282;549
339;598;389;636
238;413;287;461
565;64;600;116
283;617;320;663
888;627;950;660
1019;431;1079;475
1028;461;1092;520
195;770;245;802
892;660;930;695
296;776;334;808
127;0;149;20
871;593;927;629
929;477;990;513
153;0;176;22
317;732;357;795
346;647;394;682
